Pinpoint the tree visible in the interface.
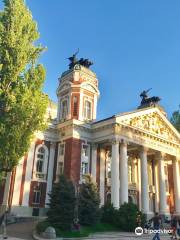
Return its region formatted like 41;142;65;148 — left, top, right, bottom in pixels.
171;105;180;132
47;175;76;231
0;0;48;175
78;175;100;226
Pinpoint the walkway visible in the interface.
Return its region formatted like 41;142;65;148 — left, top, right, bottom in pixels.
0;221;174;240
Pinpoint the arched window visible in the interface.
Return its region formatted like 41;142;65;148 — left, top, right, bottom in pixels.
73;96;78;117
34;144;48;180
36;147;45;173
61;100;68;119
84;100;92;120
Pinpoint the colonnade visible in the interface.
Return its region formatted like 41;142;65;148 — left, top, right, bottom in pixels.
91;139;180;215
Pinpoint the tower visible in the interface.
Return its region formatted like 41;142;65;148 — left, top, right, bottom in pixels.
57;53;100;122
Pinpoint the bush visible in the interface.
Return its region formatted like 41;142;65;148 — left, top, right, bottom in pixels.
101;202;146;232
117;202;146;232
101;203;119;226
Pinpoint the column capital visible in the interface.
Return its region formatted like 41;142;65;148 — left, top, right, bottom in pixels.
139;146;148;154
155;151;166;159
120;139;128;147
111;137;119;145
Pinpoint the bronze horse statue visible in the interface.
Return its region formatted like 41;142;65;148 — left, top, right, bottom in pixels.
139;88;161;108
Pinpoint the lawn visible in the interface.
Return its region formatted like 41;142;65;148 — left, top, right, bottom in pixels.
36;221;118;238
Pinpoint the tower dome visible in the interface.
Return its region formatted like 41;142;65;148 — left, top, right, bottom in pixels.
57;54;100;122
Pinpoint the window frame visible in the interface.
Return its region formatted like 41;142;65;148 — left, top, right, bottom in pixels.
83;100;92;120
32;186;41;204
61;99;68;119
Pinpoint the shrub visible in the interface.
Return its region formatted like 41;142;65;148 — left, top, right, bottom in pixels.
117;202;145;232
101;202;146;232
101;203;119;226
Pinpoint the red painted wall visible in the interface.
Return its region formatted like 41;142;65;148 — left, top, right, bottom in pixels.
64;138;82;183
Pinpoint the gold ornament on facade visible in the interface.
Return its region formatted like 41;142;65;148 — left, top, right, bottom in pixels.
122;112;179;143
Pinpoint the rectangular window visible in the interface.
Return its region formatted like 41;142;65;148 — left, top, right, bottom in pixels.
33;189;41;204
58;162;64;175
82;145;88;157
62;100;68;119
73;96;78;117
59;144;65;156
36;160;43;173
81;162;88;175
84;100;92;120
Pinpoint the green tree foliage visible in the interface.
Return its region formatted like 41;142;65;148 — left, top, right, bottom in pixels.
171;105;180;132
101;203;119;226
47;175;76;231
0;0;48;173
117;202;145;232
101;202;146;232
78;175;100;226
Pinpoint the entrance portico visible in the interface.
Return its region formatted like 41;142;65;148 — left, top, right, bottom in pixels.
89;107;180;216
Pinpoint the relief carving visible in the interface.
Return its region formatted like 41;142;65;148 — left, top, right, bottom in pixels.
122;112;179;143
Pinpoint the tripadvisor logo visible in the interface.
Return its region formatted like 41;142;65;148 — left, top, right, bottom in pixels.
135;227;143;236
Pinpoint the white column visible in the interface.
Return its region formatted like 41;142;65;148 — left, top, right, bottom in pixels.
173;157;180;215
45;142;56;206
2;172;12;208
137;158;142;211
140;147;149;214
22;143;35;206
154;161;160;213
111;140;120;208
100;148;106;206
11;158;24;205
120;141;128;205
158;152;168;214
91;144;97;182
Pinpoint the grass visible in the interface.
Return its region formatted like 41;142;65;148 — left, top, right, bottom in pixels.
36;221;118;238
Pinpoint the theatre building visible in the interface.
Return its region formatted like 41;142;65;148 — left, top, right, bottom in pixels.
0;56;180;217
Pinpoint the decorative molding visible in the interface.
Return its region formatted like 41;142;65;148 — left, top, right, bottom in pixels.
121;112;179;143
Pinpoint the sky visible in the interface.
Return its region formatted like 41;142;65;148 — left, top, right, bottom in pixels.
1;0;180;120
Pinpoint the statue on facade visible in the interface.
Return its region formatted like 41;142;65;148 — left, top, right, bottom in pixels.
68;49;79;69
68;50;93;69
139;88;161;108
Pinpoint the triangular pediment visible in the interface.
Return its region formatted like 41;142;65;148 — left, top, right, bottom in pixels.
116;107;180;144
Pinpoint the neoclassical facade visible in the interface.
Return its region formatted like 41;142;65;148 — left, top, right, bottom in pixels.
0;60;180;217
